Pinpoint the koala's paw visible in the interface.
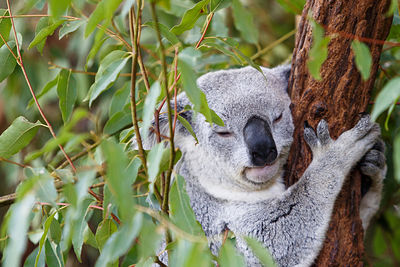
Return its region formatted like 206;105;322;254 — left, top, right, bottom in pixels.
359;139;386;177
304;119;332;153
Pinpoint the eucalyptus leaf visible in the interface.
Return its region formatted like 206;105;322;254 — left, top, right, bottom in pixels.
171;0;210;35
0;116;43;159
371;77;400;121
142;81;161;140
232;0;258;44
59;20;85;39
307;21;330;80
85;0;123;37
244;236;276;267
29;19;65;51
57;69;77;123
0;9;11;46
351;40;372;81
0;41;17;82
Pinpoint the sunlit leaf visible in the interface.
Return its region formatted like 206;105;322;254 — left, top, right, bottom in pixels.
177;115;198;143
3;194;35;267
104;111;132;135
171;0;210;35
147;141;168;184
169;239;212;267
137;221;163;260
59;20;85;39
218;239;246;267
351;40;372;81
109;82;130;116
210;0;232;12
307;21;330;80
48;0;71;18
85;0;123;37
88;52;130;106
95;219;118;252
244;236;276;267
232;0;258;44
371;77;400;121
170;174;204;235
0;116;44;159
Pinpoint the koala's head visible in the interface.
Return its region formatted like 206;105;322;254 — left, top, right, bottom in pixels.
148;65;293;198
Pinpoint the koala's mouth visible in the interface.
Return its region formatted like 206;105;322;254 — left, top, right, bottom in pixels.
243;160;280;185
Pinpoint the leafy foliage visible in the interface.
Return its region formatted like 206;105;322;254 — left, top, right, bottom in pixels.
0;0;399;267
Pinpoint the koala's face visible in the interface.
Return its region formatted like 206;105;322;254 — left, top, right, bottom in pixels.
177;66;294;192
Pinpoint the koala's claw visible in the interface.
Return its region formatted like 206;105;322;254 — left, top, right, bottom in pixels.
316;120;332;145
360;144;386;177
304;123;318;148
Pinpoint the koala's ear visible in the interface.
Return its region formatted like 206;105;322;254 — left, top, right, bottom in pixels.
142;92;193;150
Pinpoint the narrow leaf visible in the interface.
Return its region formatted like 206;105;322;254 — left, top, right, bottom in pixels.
104;111;132;135
0;9;12;46
177;115;198;143
0;117;43;159
244;236;276;267
28;74;59;108
85;0;123;37
57;69;77;123
171;0;210;35
59;20;85;39
95;219;118;252
351;40;372;81
218;240;246;267
232;0;258;44
147;141;168;183
0;41;17;82
48;0;71;18
29;19;65;50
142;81;161;140
88;54;130;106
307;21;330;80
145;22;180;46
371;77;400;121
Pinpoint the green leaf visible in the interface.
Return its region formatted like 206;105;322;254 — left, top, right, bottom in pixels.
45;239;64;267
232;0;258;44
170;174;204;235
210;0;232;12
104;111;132;135
35;212;57;267
177;115;198;143
101;140;135;221
57;69;77;123
88;52;130;106
371;77;400;121
218;239;246;267
138;221;163;260
0;116;43;159
200;38;242;64
169;239;212;267
351;40;372;81
95;219;118;252
142;81;161;140
178;60;212;122
95;213;143;267
0;41;17;82
48;0;71;18
307;21;330;80
24;246;45;267
85;31;107;69
72;207;92;262
29;19;65;51
171;0;210;35
85;0;123;37
109;82;130;116
3;194;35;267
144;22;180;46
244;236;276;267
59;20;85;39
147;141;168;183
0;9;12;46
275;0;305;14
28;73;59;108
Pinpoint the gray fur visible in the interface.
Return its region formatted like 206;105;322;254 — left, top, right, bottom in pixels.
149;65;386;266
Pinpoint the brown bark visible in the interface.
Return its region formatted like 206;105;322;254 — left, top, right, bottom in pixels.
286;0;392;266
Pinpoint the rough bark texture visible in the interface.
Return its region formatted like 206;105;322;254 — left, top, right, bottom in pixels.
286;0;392;266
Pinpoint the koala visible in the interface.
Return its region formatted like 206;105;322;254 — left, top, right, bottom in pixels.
147;65;386;266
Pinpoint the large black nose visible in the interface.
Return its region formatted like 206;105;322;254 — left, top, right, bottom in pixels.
243;117;277;166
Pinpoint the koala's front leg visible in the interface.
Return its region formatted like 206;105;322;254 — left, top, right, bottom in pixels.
359;139;386;229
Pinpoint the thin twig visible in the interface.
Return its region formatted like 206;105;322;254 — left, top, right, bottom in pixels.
195;12;214;49
0;157;29;168
0;32;18;62
6;0;77;173
251;29;296;60
172;47;179;134
129;2;148;174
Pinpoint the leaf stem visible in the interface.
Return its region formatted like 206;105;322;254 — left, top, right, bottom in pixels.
129;1;148;174
195;12;214;49
6;0;77;173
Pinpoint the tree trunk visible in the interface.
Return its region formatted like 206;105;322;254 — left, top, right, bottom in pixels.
286;0;392;266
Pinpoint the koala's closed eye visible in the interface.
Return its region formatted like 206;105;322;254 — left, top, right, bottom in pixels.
273;112;283;123
214;130;234;137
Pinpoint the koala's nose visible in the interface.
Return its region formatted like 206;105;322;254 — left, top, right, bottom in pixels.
244;117;277;166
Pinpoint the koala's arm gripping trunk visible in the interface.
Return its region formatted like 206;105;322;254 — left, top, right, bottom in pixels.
285;0;392;265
